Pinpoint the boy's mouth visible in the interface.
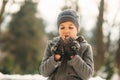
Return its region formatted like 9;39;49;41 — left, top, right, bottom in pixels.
64;35;70;42
64;35;69;39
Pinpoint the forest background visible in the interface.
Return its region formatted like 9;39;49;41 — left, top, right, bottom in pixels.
0;0;120;80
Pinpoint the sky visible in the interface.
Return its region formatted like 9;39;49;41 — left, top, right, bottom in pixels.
38;0;65;32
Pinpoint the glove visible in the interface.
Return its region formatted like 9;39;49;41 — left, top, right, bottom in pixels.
51;38;64;61
64;37;80;60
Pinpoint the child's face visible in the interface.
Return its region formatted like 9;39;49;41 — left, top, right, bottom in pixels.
58;21;77;42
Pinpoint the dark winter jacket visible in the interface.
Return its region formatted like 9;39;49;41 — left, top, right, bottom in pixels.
40;36;94;80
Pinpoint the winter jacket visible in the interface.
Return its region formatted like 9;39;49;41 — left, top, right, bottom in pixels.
40;36;94;80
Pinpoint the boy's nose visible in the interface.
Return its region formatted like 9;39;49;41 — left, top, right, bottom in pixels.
64;31;69;35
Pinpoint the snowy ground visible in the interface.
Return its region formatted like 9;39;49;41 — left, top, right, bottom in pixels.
0;72;119;80
0;73;47;80
0;72;105;80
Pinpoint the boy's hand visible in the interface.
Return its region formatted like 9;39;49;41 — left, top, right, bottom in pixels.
54;54;61;61
64;37;80;60
51;38;64;61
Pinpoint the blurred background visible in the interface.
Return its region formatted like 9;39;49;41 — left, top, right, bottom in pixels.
0;0;120;80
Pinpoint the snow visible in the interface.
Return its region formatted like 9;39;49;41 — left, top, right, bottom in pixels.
89;76;105;80
0;72;105;80
111;72;120;80
0;73;47;80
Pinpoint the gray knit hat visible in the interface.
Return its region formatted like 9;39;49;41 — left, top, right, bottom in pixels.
57;9;79;30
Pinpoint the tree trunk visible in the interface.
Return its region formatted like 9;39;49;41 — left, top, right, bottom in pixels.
115;37;120;75
0;0;8;39
95;0;105;70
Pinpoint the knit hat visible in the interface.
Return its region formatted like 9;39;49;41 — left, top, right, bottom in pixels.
57;9;79;30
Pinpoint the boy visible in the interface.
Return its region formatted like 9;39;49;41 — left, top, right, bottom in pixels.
40;9;94;80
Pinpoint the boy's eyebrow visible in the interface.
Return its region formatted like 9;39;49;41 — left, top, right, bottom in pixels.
68;23;74;26
59;24;64;27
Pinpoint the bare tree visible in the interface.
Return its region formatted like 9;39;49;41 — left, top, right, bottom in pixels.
0;0;8;33
95;0;105;70
0;0;9;62
115;25;120;75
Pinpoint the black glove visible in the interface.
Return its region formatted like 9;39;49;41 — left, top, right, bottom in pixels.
51;38;64;61
64;37;80;60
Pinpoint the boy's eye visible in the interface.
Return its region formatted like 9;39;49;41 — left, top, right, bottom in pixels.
60;26;65;29
69;26;74;29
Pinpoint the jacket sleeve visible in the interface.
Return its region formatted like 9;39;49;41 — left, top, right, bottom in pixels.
40;42;61;77
68;43;94;80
